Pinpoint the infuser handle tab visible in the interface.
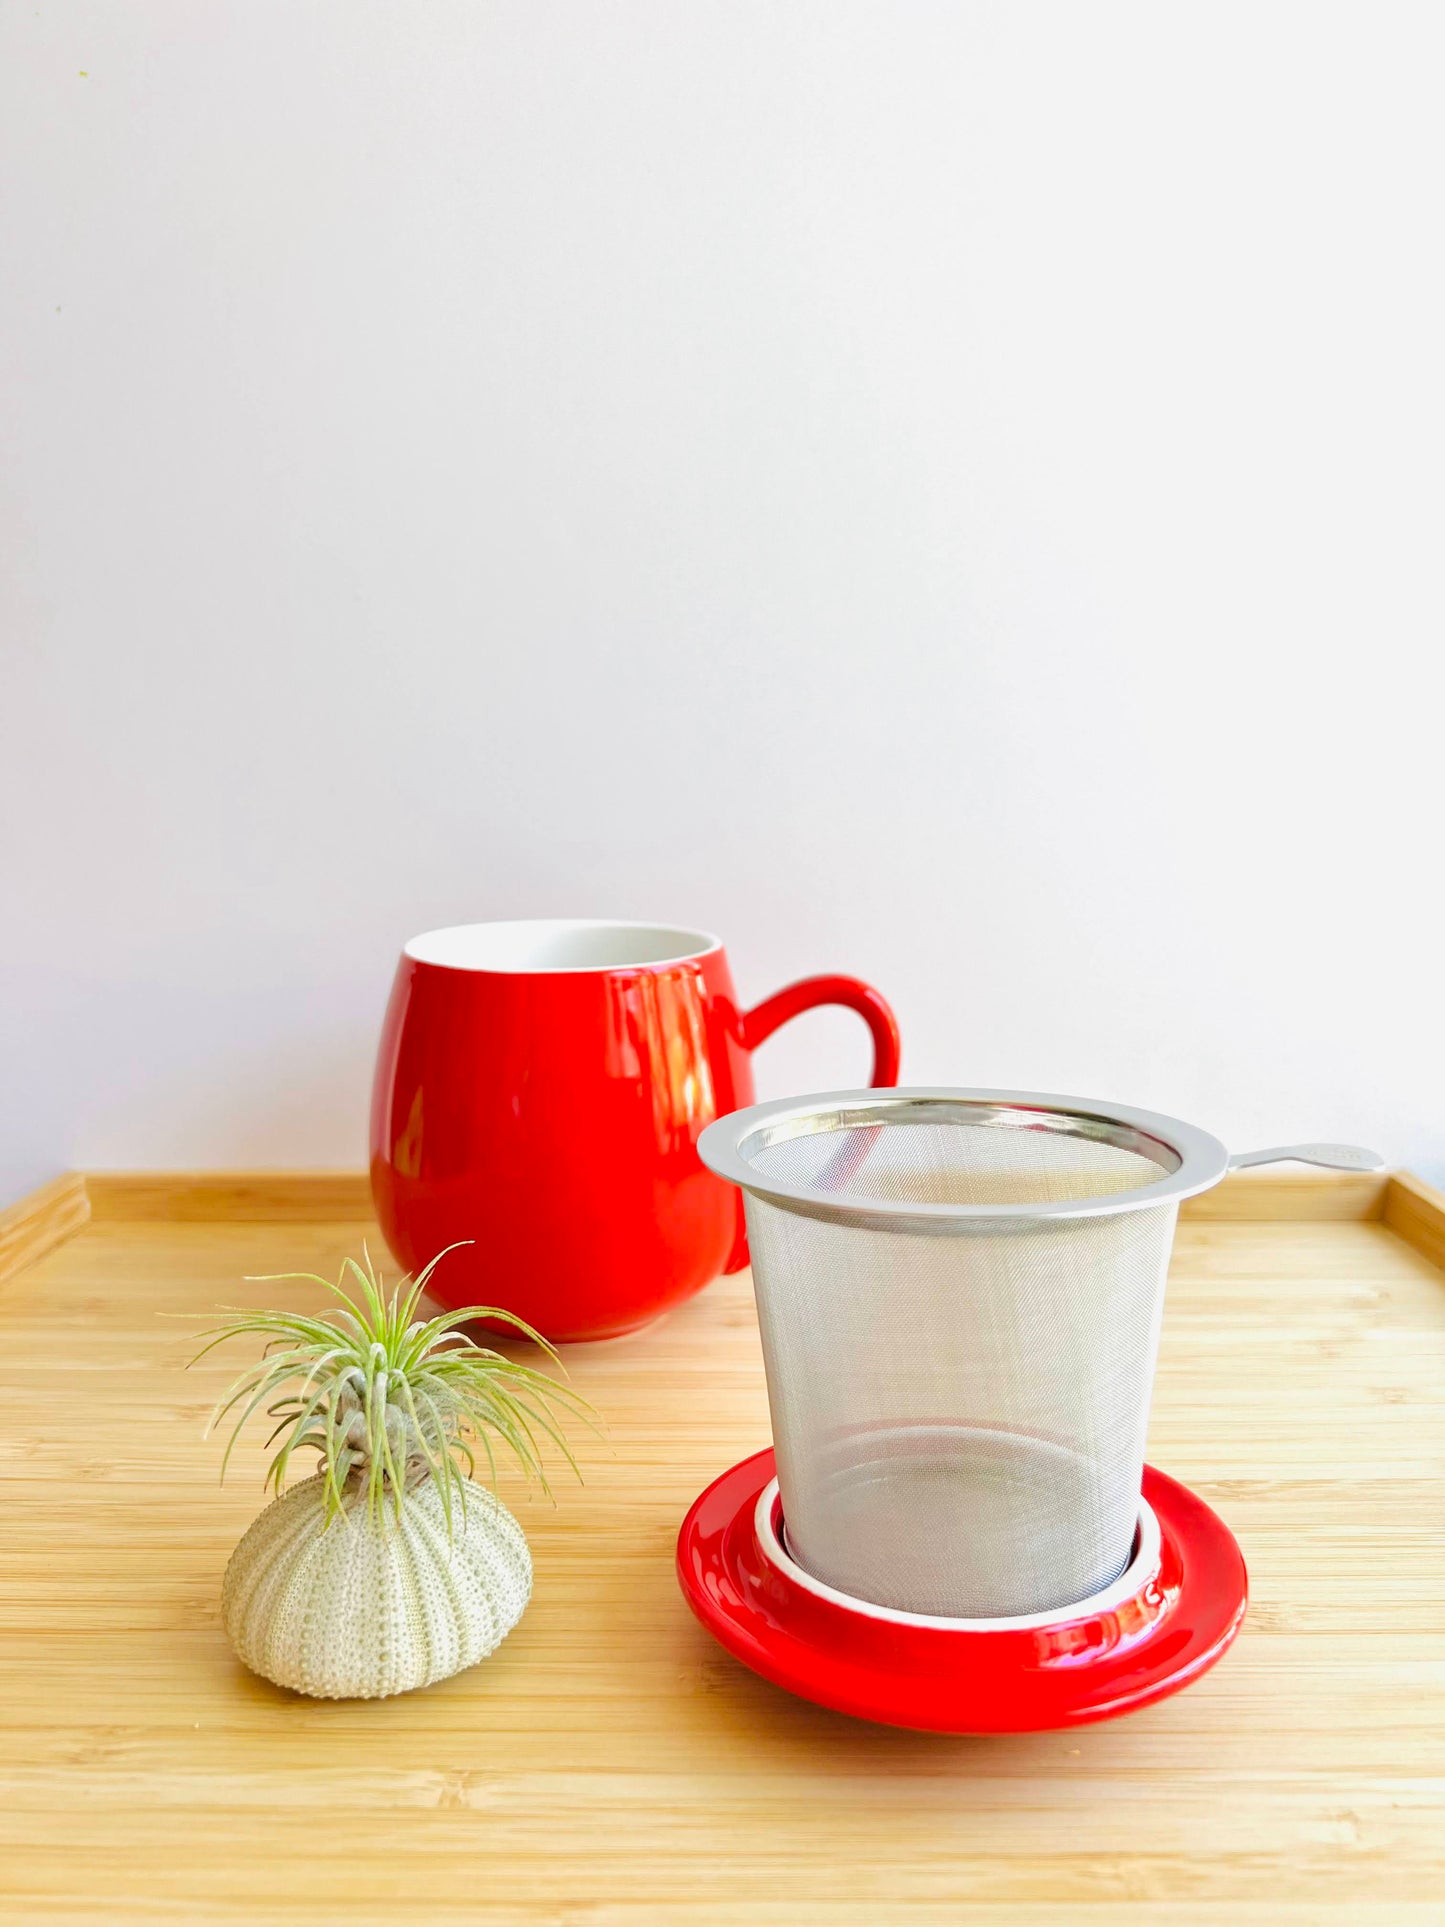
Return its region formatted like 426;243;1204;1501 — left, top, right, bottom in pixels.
1226;1143;1385;1172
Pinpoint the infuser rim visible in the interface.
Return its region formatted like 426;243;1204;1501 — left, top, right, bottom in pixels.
697;1086;1231;1224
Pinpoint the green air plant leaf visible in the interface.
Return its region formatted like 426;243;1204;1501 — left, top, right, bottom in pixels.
191;1243;599;1532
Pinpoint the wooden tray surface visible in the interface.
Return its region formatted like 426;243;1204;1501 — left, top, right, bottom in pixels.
1;1170;1442;1924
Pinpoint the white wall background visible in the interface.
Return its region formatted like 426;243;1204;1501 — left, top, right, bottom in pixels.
3;3;1442;1204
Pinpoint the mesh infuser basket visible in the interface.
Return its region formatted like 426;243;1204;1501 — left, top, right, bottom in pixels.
698;1089;1232;1619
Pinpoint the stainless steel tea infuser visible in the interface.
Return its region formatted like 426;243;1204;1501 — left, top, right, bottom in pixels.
700;1088;1381;1620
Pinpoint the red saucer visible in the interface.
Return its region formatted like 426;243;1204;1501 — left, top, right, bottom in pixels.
676;1448;1247;1732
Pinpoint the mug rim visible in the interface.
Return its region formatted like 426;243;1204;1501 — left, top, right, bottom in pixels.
403;917;724;975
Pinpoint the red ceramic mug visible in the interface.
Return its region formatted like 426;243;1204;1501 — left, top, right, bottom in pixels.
370;919;900;1342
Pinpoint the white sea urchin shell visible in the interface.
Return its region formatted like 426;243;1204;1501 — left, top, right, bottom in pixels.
222;1472;532;1699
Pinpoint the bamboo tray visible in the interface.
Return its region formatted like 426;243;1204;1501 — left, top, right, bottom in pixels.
1;1166;1443;1924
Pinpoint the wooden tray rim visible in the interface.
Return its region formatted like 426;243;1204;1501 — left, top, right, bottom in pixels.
3;1165;1443;1288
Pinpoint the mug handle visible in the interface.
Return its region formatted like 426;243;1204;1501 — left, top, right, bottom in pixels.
721;974;901;1273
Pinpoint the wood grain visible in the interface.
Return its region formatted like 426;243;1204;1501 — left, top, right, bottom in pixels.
1180;1167;1388;1221
0;1172;90;1285
83;1171;373;1222
67;1164;1393;1227
1385;1171;1445;1274
0;1206;1441;1921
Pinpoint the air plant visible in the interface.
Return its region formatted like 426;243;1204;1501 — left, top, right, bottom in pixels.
194;1242;596;1536
192;1245;600;1700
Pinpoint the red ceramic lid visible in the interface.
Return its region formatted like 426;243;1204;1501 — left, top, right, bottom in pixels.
676;1448;1247;1733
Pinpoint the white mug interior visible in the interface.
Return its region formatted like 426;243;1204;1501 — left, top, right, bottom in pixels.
404;918;722;973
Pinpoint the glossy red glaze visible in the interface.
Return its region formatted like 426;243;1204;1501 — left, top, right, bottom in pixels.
370;927;900;1342
676;1449;1248;1732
